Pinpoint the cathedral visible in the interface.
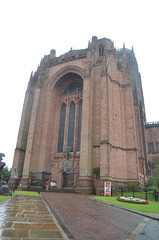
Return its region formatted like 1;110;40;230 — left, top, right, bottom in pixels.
10;36;155;195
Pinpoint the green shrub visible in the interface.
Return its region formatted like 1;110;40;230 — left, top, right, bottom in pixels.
26;186;44;192
127;182;138;191
147;176;155;187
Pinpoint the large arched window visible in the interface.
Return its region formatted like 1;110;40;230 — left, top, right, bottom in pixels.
67;102;76;152
57;104;66;153
56;74;83;155
77;100;82;152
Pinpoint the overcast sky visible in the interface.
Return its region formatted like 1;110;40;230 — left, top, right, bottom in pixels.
0;0;159;168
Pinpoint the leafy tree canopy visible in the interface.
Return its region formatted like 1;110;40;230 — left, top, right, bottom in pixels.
0;167;11;183
147;163;159;190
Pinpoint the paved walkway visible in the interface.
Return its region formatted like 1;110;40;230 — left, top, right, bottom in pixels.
0;193;159;240
0;194;69;240
42;192;159;240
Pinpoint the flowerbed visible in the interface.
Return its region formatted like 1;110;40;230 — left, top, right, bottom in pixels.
117;196;149;204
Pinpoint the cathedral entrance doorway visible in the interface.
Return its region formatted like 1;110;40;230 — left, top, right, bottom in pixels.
62;172;74;187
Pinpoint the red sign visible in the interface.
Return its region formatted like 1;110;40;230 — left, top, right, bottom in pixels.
104;182;111;196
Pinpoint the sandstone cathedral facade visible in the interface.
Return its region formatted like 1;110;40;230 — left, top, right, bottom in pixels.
10;36;149;195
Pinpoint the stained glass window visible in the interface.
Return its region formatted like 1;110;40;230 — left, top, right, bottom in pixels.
67;102;76;152
57;104;66;153
63;82;83;95
77;100;82;152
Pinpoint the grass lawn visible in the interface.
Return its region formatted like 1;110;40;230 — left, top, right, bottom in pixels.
0;191;40;204
0;195;10;203
92;196;159;214
14;191;40;196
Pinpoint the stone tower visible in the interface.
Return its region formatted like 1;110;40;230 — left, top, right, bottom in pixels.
10;36;147;194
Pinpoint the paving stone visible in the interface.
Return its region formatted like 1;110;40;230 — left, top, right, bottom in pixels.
25;214;51;218
23;211;49;215
16;213;25;217
10;206;36;210
1;238;22;240
1;229;29;238
13;222;58;230
0;212;18;217
35;208;48;211
1;217;28;222
0;222;13;228
28;218;55;223
30;230;63;238
0;195;68;240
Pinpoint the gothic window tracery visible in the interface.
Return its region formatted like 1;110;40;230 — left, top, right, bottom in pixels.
57;81;83;154
63;82;83;95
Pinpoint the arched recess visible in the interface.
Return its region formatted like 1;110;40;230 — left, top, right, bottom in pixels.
50;69;84;155
47;65;85;91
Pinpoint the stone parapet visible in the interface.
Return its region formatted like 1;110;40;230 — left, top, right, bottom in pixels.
145;121;159;128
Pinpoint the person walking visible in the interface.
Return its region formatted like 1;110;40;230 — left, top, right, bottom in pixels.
45;182;49;192
50;180;53;189
53;181;57;190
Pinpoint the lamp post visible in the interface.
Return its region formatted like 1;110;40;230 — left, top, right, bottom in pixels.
42;167;46;188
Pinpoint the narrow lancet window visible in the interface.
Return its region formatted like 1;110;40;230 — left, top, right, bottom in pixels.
57;104;66;153
148;143;154;153
77;100;82;152
67;102;76;152
99;44;104;56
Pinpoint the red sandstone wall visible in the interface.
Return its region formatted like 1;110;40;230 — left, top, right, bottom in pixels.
145;125;159;164
10;37;147;191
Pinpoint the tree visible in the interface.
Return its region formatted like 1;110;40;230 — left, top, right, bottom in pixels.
154;164;159;188
147;163;159;190
0;153;6;170
127;182;138;191
0;167;11;183
147;176;155;187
